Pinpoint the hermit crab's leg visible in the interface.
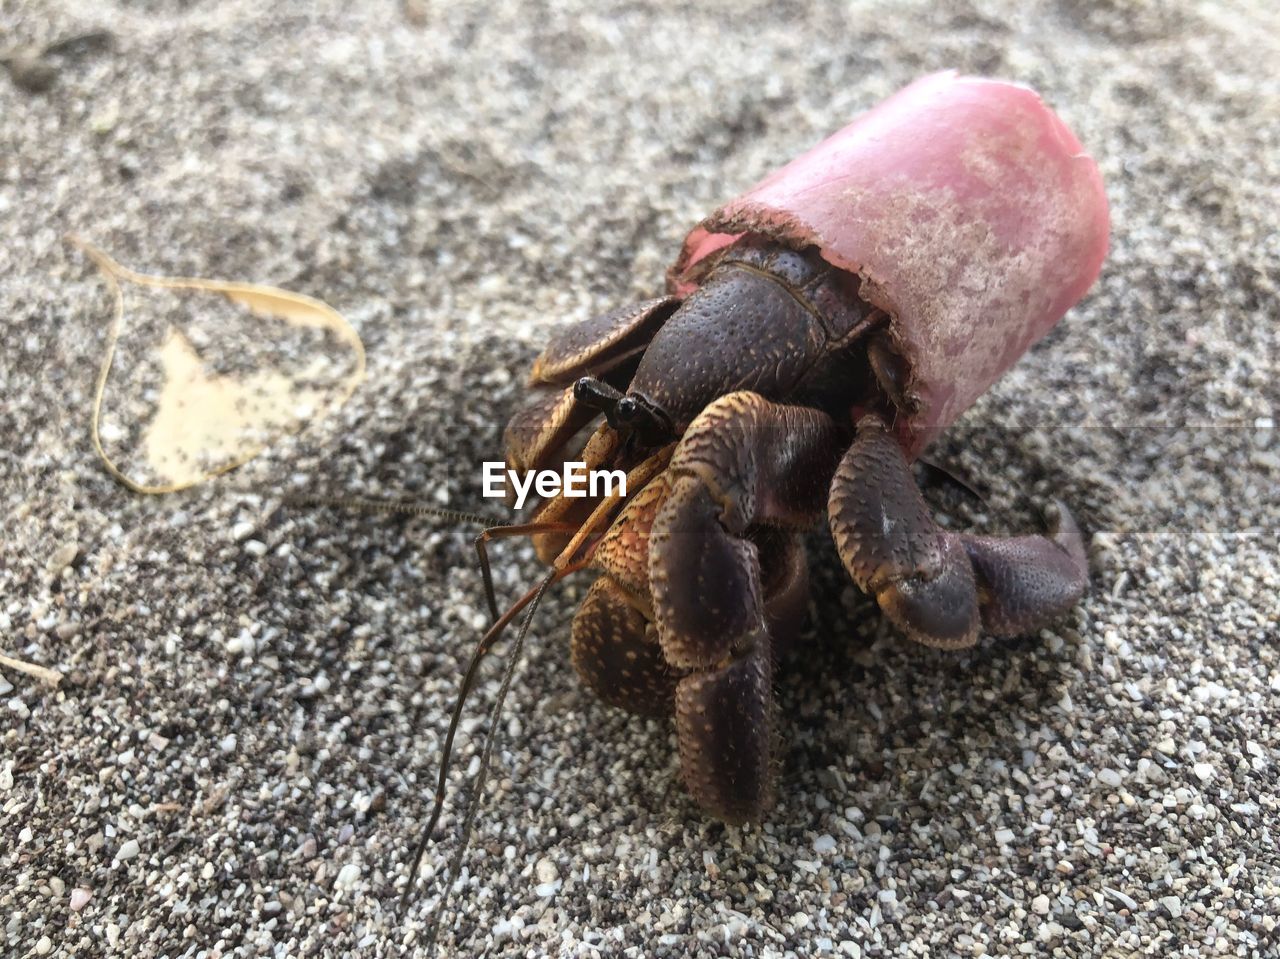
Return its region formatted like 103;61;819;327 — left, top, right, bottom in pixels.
571;548;806;723
754;529;810;656
955;513;1088;637
505;297;679;476
524;424;620;563
828;415;1088;650
648;392;843;821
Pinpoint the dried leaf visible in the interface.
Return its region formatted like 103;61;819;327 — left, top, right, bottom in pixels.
70;235;365;494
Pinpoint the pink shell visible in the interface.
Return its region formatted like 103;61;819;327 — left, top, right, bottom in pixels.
669;71;1110;456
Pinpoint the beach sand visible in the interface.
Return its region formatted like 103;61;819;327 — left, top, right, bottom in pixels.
2;1;1277;955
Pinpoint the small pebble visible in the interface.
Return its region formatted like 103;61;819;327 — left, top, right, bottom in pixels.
535;857;558;884
70;888;92;911
1193;763;1215;782
225;631;255;657
334;863;361;889
1106;888;1138;911
1032;894;1051;915
46;541;78;573
116;839;140;861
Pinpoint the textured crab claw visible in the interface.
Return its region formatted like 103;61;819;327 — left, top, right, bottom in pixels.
670;71;1110;456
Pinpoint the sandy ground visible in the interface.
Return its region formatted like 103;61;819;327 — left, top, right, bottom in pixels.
2;1;1278;956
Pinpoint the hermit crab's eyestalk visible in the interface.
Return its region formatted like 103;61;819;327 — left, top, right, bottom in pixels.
573;375;623;413
613;393;673;447
574;376;673;447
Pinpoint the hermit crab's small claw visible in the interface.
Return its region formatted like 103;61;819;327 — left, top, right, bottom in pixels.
829;416;1087;648
505;297;680;495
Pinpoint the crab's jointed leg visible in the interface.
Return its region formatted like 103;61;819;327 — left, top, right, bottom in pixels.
828;415;1088;650
571;473;681;717
571;469;812;719
571;576;680;717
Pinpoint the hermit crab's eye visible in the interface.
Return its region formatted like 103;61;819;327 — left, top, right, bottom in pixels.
615;395;639;420
615;393;672;447
573;376;671;444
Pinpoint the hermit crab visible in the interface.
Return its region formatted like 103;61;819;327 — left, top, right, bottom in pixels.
461;73;1109;833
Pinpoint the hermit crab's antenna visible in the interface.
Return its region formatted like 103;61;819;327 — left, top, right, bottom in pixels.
287;493;579;925
294;492;582;945
400;566;564;943
285;494;496;527
398;450;673;925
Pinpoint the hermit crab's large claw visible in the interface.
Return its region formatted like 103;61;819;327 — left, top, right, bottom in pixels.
646;393;839;820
